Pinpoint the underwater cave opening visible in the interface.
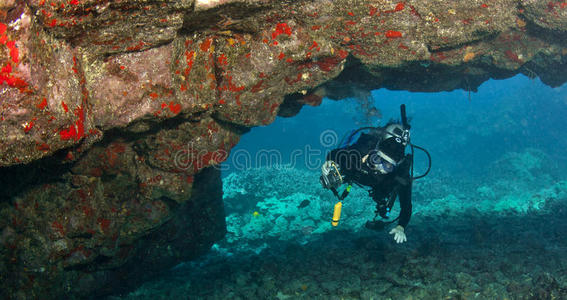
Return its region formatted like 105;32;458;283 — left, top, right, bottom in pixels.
124;75;567;299
223;74;567;179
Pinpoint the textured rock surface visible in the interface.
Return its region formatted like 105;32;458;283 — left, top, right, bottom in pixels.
1;0;567;298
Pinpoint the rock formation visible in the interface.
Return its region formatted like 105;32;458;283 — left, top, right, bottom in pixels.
0;0;566;297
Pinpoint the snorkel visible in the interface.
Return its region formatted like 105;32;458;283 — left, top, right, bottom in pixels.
400;104;410;130
400;104;432;180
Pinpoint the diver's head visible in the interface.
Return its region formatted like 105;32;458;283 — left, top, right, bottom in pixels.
367;123;409;174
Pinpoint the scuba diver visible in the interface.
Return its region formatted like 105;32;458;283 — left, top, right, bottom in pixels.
319;104;430;244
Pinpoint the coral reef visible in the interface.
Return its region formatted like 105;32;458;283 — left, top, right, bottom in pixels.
222;165;377;252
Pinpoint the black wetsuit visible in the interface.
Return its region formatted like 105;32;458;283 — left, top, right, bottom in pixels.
327;132;413;228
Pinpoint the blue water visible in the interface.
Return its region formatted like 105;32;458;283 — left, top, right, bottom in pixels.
225;75;567;177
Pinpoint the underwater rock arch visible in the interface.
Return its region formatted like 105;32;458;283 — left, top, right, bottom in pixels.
1;0;566;297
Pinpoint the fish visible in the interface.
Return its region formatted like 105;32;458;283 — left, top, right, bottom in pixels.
252;211;260;217
297;199;310;209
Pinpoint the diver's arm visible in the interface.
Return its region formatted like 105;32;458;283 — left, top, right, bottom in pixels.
326;148;343;167
389;158;412;244
396;155;413;228
397;180;412;228
326;132;378;175
326;146;361;181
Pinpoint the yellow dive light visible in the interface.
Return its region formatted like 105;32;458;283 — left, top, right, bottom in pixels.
331;185;350;226
332;201;342;226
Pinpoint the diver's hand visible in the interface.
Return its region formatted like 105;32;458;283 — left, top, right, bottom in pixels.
389;225;407;243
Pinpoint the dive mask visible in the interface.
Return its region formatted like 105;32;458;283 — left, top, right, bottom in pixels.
367;149;397;174
367;124;409;174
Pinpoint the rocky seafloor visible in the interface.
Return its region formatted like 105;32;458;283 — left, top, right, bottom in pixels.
115;149;567;299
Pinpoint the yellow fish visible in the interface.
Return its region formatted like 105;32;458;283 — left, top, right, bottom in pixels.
252;211;260;217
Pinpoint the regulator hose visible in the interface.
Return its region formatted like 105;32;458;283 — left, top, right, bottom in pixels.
410;143;431;180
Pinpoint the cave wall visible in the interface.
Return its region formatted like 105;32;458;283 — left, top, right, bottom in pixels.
1;0;566;298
